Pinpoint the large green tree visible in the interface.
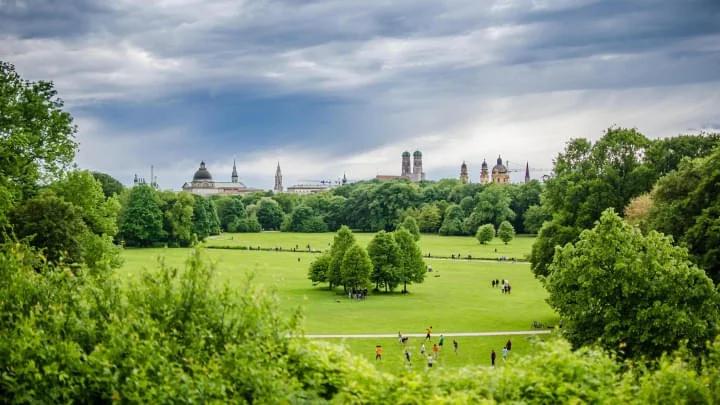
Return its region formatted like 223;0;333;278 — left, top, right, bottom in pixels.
531;128;655;278
0;61;78;227
394;228;426;293
308;252;331;287
546;209;720;360
497;221;515;244
91;172;124;198
417;204;442;233
119;185;166;247
161;191;196;247
341;244;372;292
399;216;421;241
475;223;495;245
438;204;465;236
366;231;401;292
215;196;246;232
327;226;356;290
192;196;221;240
465;185;515;234
649;147;720;282
256;198;284;230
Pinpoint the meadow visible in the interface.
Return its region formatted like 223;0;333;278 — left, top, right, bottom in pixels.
205;232;535;261
118;232;556;372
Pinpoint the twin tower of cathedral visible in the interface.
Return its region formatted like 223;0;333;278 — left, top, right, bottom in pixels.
401;150;425;182
459;156;531;185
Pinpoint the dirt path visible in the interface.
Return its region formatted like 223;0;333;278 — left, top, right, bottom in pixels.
306;330;552;339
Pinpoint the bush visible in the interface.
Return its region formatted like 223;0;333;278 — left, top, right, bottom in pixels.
229;217;262;233
475;224;495;244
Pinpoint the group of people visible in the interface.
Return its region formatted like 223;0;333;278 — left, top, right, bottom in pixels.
350;288;368;300
381;327;459;369
490;340;512;366
491;279;512;294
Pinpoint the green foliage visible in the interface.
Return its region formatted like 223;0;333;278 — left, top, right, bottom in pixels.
475;223;495;244
91;171;124;198
216;196;246;232
327;226;356;290
497;221;515;244
367;230;401;291
644;132;720;180
341;244;373;292
649;147;720;282
229;217;262;233
509;181;542;233
546;209;720;360
192;195;220;240
523;204;550;234
119;185;166;247
465;185;515;234
399;215;421;241
308;252;331;285
256;197;284;230
531;128;655;277
394;228;426;293
161;191;196;247
439;204;465;236
51;170;120;237
417;204;442;233
282;205;328;233
0;61;78;228
10;192;88;264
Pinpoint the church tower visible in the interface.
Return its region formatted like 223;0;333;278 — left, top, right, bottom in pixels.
460;161;468;184
231;160;239;183
491;156;510;184
274;162;283;193
480;159;489;184
401;151;411;177
525;162;530;184
412;150;424;181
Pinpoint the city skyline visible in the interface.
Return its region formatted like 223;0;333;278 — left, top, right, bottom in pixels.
2;0;718;190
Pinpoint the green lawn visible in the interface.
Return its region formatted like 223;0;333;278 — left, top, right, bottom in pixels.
206;232;535;261
118;233;556;373
326;334;548;375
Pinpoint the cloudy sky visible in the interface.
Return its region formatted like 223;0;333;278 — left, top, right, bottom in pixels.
2;0;719;190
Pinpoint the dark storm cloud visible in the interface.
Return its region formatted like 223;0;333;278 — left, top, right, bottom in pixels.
0;0;112;38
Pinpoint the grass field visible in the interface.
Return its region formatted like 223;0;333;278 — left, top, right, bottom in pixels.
118;233;556;372
206;232;535;261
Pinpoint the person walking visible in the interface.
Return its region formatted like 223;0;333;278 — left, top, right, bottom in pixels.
438;334;445;348
420;343;426;356
405;348;411;363
502;346;508;361
432;343;440;359
375;345;382;361
453;339;458;354
425;326;432;341
506;339;512;351
491;349;496;366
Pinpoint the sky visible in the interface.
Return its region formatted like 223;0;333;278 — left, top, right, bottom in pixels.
2;0;719;190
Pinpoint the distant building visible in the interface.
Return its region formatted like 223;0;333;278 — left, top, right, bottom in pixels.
287;183;332;194
377;150;426;182
491;156;510;184
480;159;489;184
460;161;468;184
182;161;262;196
525;162;531;184
274;162;283;193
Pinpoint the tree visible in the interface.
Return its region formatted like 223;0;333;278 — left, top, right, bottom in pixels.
256;198;284;230
0;62;78;228
302;216;328;233
119;185;166;247
623;193;653;232
162;191;195;247
308;252;331;286
341;244;372;293
216;197;246;232
649;147;720;282
229;217;262;233
50;170;120;237
192;196;220;240
367;231;401;292
10;192;88;264
327;226;356;290
91;172;124;198
523;204;550;234
531;128;655;278
509;181;542;233
394;228;426;293
475;224;495;244
417;204;441;233
283;205;314;232
545;209;720;360
439;204;465;236
497;221;515;244
399;216;421;241
465;185;515;235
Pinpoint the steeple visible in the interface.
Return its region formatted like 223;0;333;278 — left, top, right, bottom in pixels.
274;161;283;193
460;161;468;184
525;162;531;184
231;160;239;183
480;159;489;184
342;173;348;186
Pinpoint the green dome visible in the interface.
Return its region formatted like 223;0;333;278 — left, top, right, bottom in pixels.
402;151;411;157
413;150;422;157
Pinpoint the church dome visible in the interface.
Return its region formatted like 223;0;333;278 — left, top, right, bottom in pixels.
193;161;213;181
402;151;411;157
413;150;422;157
461;161;467;169
481;159;488;169
493;156;507;172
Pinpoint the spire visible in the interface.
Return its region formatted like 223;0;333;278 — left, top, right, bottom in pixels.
231;159;239;183
342;173;348;185
525;161;531;184
274;161;283;193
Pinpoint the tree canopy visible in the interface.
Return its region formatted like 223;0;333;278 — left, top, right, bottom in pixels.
546;209;720;360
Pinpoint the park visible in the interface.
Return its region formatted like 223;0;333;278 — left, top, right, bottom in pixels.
119;232;555;374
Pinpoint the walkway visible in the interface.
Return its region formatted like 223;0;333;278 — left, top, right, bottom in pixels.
306;330;552;339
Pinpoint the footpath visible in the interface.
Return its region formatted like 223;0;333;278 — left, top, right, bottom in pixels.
306;330;552;339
